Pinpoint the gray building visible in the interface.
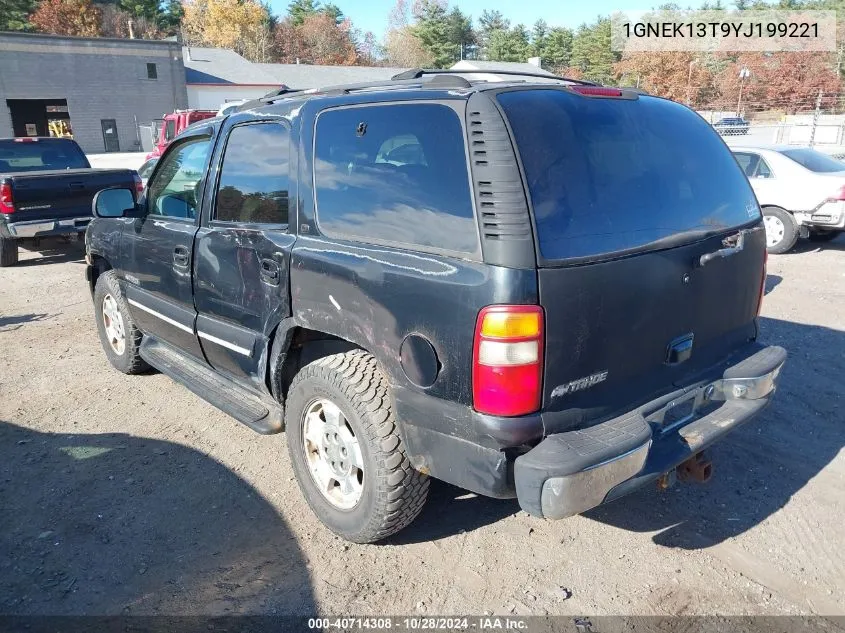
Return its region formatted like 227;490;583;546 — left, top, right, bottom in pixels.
0;32;187;154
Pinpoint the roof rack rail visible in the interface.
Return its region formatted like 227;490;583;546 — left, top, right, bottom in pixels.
315;73;472;96
391;68;597;86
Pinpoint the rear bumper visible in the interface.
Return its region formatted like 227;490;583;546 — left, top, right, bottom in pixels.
514;344;787;519
5;216;91;238
796;202;845;230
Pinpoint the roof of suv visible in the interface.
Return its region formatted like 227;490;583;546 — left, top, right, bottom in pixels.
236;69;609;115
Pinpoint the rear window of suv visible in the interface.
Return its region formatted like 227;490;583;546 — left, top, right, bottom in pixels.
497;89;760;262
0;139;88;173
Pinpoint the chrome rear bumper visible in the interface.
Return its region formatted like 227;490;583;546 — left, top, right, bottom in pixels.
514;345;787;519
7;217;91;238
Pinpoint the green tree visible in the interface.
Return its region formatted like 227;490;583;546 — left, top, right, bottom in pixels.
158;0;184;32
412;0;452;67
119;0;161;22
446;6;474;60
477;9;509;59
542;27;574;71
487;24;530;62
287;0;319;26
530;19;548;58
0;0;37;31
322;2;343;25
570;18;619;84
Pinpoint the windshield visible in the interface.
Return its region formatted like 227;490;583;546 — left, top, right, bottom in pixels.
779;148;845;173
0;139;88;173
497;89;760;261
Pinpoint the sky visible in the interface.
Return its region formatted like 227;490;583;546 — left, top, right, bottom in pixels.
267;0;652;39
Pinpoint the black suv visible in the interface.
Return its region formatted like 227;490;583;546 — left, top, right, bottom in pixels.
85;70;786;543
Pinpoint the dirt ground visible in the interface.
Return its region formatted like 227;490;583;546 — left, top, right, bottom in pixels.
0;235;843;618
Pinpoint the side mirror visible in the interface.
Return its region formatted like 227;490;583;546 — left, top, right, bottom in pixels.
93;188;136;218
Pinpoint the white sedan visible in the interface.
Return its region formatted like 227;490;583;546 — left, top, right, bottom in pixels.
731;145;845;253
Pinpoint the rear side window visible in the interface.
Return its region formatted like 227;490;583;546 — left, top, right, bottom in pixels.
214;122;290;225
314;103;478;254
734;152;773;179
779;148;845;173
0;139;88;172
498;90;760;261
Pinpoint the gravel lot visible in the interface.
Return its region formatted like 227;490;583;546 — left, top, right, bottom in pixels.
0;236;843;618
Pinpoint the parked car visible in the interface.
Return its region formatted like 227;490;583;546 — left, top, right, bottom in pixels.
732;145;845;253
0;137;139;267
136;157;158;187
85;71;786;543
146;109;217;160
714;117;750;135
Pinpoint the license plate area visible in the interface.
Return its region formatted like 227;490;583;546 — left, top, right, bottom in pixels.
644;387;717;435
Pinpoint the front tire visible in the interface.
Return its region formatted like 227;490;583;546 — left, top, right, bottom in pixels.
762;207;799;254
93;270;149;374
285;350;429;543
0;236;18;267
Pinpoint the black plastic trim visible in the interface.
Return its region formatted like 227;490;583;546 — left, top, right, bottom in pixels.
465;92;536;269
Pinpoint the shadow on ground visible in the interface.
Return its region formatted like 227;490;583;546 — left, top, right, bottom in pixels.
14;239;86;267
388;480;518;545
0;313;49;332
789;233;845;255
764;274;782;295
585;317;844;549
0;422;314;615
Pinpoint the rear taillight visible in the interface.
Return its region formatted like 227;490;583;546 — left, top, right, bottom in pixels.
133;173;144;197
473;305;544;417
757;250;768;316
829;184;845;201
571;86;624;97
0;182;14;214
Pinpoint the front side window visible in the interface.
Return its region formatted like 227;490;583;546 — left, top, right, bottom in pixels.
147;63;158;80
164;120;176;141
214;122;290;225
146;137;211;219
314;103;477;254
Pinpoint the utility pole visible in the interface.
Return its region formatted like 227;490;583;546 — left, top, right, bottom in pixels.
809;90;823;148
736;67;750;116
686;59;698;107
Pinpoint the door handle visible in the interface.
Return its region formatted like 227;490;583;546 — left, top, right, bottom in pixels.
69;182;85;190
698;230;747;268
173;246;190;266
260;258;280;284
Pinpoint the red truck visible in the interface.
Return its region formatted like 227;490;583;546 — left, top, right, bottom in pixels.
146;109;216;160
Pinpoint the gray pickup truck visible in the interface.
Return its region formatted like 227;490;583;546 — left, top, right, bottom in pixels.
0;137;138;266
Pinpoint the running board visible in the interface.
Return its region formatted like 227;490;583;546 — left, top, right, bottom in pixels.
140;338;284;434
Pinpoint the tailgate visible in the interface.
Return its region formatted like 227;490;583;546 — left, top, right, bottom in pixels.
538;228;766;430
496;87;767;431
6;169;136;223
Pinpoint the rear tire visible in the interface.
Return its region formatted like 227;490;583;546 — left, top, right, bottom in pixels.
808;230;840;243
93;270;149;374
285;350;429;543
762;207;798;254
0;236;18;267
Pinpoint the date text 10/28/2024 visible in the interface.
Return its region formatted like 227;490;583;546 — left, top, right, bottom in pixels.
308;617;534;631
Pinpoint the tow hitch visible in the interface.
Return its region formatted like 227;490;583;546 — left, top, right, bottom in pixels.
678;451;713;483
657;451;713;490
